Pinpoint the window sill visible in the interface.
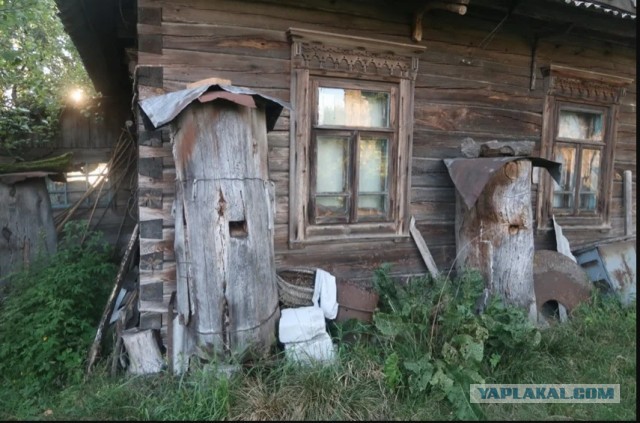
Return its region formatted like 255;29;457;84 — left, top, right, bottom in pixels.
536;223;612;235
288;231;410;249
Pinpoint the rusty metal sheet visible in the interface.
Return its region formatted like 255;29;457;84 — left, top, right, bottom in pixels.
139;84;290;132
575;237;636;305
444;157;562;209
533;250;592;317
0;171;65;185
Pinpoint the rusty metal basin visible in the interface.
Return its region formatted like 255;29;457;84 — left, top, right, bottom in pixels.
533;250;592;318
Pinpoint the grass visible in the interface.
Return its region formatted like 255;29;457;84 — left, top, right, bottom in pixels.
482;294;637;421
0;293;635;421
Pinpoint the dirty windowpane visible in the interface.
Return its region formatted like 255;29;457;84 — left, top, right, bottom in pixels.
316;135;349;194
318;87;390;128
558;110;603;141
357;136;389;219
579;149;601;211
315;135;350;221
316;196;348;220
553;145;576;209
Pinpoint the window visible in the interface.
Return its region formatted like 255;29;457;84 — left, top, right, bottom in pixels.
311;81;395;224
47;162;111;209
552;105;606;213
537;65;632;230
288;28;425;244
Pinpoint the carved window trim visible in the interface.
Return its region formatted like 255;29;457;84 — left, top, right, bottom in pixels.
287;28;425;247
537;65;632;231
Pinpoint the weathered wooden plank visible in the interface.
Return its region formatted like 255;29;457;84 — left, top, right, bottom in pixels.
410;202;456;223
412;130;540;159
140;145;172;158
624;170;633;236
413;101;542;136
136;66;164;88
409;216;439;279
140;263;177;285
138;169;176;194
138;188;163;209
163;32;289;59
268;146;289;172
140;229;175;256
140;49;290;72
162;66;289;90
140;219;163;239
139;200;174;226
138;6;162;26
157;0;410;36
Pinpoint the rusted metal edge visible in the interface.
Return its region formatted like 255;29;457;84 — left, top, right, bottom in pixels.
138;84;291;131
443;156;562;209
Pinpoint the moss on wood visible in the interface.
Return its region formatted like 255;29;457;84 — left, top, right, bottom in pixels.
0;152;73;174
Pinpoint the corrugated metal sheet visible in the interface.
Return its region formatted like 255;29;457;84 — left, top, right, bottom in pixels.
558;0;636;19
138;84;291;131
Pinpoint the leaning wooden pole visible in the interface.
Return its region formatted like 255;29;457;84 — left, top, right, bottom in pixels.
86;223;139;375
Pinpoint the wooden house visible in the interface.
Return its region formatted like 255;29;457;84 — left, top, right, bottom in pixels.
56;0;636;335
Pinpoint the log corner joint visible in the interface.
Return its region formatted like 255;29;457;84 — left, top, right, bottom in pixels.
412;0;470;42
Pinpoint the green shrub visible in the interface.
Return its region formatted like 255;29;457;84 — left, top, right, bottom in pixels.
0;221;116;397
372;265;541;420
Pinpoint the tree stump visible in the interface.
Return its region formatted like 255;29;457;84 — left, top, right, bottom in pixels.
455;160;537;321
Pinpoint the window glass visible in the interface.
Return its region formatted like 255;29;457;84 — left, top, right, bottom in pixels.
46;162;110;209
558;110;603;141
579;149;601;211
318;87;389;128
316;196;348;220
357;136;388;219
553;145;576;209
316;135;349;194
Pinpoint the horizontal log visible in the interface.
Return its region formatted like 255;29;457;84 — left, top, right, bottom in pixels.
139;144;172;159
140;263;177;285
140;228;175;255
413;101;542;137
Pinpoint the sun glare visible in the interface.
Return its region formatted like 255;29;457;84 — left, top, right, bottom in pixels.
69;88;84;104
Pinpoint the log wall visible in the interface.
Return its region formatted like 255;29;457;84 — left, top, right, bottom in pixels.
134;0;636;331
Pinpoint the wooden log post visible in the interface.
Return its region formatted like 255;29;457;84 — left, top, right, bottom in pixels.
455;160;538;321
121;328;165;375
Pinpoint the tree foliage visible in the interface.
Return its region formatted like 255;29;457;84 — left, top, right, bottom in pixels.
0;0;93;157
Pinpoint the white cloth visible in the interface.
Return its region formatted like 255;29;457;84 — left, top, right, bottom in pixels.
284;332;335;364
278;306;326;343
312;268;338;320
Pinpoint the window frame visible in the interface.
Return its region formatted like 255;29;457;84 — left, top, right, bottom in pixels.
551;102;608;216
537;65;631;232
46;162;111;210
309;77;398;225
287;28;425;246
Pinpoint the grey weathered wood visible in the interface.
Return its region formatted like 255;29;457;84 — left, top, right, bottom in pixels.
121;328;164;375
455;160;537;321
172;100;279;361
409;216;439;279
624;170;633;235
0;178;57;280
86;223;139;375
